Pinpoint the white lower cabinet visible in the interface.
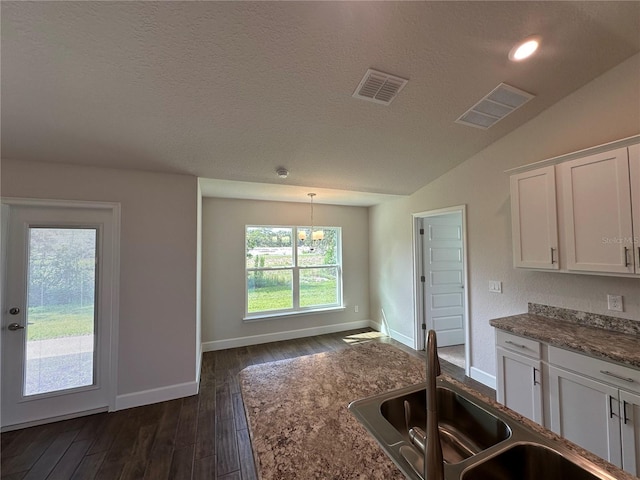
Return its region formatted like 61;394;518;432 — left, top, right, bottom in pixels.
548;364;622;467
496;332;640;476
496;347;543;424
620;389;640;475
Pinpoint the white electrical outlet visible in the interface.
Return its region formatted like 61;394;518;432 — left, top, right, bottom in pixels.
607;294;623;312
489;281;502;293
354;305;359;313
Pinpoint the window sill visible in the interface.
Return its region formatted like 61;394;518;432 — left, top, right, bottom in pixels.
243;306;346;323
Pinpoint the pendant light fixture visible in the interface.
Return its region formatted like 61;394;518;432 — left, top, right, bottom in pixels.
299;193;324;251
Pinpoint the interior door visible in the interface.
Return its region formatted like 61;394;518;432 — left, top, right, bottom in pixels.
2;204;116;429
422;212;465;347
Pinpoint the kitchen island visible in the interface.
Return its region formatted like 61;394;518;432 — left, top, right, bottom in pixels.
239;339;634;479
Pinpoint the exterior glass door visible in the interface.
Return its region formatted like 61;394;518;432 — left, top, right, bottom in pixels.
2;204;116;429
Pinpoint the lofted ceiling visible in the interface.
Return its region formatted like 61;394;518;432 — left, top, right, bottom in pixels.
2;1;639;203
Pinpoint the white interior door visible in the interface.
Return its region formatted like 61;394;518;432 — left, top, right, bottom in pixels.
422;212;465;347
2;203;117;429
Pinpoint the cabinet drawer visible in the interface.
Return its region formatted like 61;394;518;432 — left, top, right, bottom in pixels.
497;330;541;359
549;346;640;394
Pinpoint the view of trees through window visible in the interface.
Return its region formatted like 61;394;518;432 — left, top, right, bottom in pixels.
246;226;341;314
25;227;97;395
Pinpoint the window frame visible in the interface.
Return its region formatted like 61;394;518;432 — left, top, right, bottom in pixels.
244;225;343;320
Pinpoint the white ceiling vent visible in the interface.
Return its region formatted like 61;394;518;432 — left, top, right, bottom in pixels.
456;83;535;129
352;69;408;106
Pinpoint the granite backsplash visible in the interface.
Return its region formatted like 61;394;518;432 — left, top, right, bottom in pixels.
528;303;640;336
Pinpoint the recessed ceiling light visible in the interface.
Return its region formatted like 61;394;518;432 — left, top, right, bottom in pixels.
509;36;541;62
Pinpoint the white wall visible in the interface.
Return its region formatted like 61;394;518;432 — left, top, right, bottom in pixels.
1;159;199;406
201;197;370;348
370;53;640;384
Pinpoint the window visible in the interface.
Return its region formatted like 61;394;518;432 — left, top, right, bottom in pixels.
245;226;342;318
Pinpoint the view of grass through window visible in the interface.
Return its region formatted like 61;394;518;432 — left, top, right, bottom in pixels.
246;226;341;314
25;227;97;395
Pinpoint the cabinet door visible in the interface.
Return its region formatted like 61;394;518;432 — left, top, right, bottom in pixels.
548;365;622;467
629;144;640;275
560;147;634;273
510;166;559;269
496;347;543;424
620;389;640;476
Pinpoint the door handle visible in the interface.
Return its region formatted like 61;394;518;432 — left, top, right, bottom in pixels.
7;323;25;331
9;307;20;315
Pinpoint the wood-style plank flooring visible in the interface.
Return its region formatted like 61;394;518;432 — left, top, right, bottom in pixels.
0;328;494;479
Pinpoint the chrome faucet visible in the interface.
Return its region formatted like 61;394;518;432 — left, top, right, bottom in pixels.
424;329;444;480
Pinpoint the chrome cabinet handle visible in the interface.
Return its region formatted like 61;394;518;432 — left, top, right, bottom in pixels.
624;247;630;267
600;370;635;383
505;340;527;349
7;323;25;331
550;247;556;264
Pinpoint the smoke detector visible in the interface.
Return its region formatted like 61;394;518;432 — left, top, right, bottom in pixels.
455;83;535;129
276;167;289;179
352;69;408;106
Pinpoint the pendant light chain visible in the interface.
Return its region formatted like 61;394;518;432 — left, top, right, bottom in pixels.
309;192;315;237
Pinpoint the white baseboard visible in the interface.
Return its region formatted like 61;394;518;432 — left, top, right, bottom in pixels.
202;320;378;352
115;381;199;411
470;366;496;390
1;407;108;432
389;328;414;348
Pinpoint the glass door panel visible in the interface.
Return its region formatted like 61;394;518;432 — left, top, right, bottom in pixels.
25;227;97;396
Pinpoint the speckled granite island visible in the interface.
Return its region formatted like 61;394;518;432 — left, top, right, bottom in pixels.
239;336;635;480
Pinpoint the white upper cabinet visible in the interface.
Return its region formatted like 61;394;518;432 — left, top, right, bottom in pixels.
510;166;559;269
509;137;640;276
560;147;634;274
630;144;640;275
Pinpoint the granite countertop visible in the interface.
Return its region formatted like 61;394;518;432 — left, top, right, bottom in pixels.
490;304;640;369
239;340;634;480
240;342;425;479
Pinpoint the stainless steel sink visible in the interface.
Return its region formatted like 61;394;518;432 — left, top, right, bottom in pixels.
348;378;619;480
380;386;510;463
461;443;605;480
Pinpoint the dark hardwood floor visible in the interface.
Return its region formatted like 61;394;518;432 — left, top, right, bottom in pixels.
0;328;493;479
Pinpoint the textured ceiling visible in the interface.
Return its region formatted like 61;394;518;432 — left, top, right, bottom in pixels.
2;1;639;198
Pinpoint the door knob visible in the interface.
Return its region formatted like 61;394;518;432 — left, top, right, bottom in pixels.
8;323;25;331
9;307;20;315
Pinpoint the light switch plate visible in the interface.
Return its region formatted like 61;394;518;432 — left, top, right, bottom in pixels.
489;281;502;293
